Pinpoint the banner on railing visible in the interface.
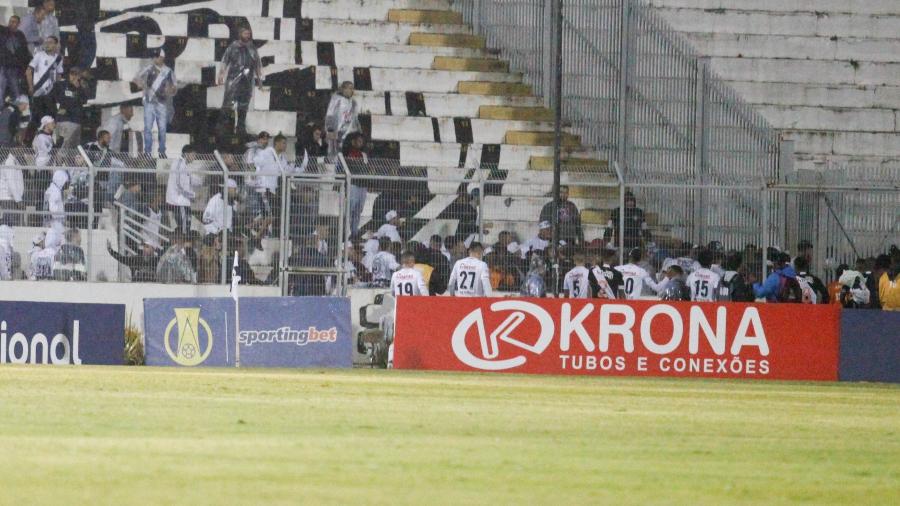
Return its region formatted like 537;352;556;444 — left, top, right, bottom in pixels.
143;297;352;368
393;298;841;381
0;301;125;365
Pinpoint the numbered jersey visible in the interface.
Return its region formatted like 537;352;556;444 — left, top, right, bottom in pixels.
564;266;591;298
391;268;428;297
686;268;721;302
614;264;656;300
448;257;492;297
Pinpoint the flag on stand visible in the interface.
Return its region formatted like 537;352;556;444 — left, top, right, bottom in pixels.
231;251;241;301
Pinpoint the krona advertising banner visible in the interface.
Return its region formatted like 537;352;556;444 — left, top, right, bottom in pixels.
143;297;352;368
393;298;841;381
0;301;125;365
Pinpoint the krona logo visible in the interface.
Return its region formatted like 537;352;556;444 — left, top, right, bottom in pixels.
452;302;770;371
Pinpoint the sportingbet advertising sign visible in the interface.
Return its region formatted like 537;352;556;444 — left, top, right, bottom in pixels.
394;298;841;381
143;297;352;368
0;301;125;365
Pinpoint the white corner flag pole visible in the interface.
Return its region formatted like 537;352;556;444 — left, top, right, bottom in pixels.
231;250;241;368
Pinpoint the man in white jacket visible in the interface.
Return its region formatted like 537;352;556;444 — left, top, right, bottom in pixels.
252;134;303;233
166;144;199;234
0;152;25;225
43;168;67;228
0;225;15;280
324;81;360;157
202;178;237;235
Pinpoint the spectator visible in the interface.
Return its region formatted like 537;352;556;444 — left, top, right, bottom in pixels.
100;104;133;153
43;168;67;227
53;67;87;148
243;131;269;164
606;191;650;250
719;252;755;302
132;49;176;157
287;234;330;295
520;253;546;298
879;257;900;311
794;256;829;304
658;265;691;301
106;240;159;283
539;185;583;246
197;233;221;284
304;123;328;158
253;133;298;233
521;221;552;259
866;254;891;309
156;233;195;284
166;144;199;234
615;248;666;300
19;2;58;56
589;248;623;299
370;237;399;287
0;224;13;280
376;210;403;243
0;16;31;102
30;224;61;280
32;115;54;165
753;252;800;303
796;240;814;266
52;228;86;281
72;0;98;69
837;267;870;308
0;96;29;148
218;26;261;137
423;234;450;294
325;81;360;157
202;178;237;235
485;232;522;291
339;132;369;238
26;36;62;132
142;189;167;250
0;150;25;225
118;174;145;214
686;249;720;302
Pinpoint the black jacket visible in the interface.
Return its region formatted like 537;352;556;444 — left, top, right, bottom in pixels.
0;28;30;69
53;80;87;124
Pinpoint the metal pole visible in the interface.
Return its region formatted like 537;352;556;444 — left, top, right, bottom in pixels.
761;189;770;283
551;0;563;297
476;169;484;245
213;150;230;284
613;161;626;267
615;0;632;172
77;146;95;281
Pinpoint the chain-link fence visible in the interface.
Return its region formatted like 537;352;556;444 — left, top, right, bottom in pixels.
2;151;896;292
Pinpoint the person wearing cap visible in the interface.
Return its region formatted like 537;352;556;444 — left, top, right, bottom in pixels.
0;95;29;148
202;178;238;235
52;66;88;148
0;16;31;102
521;221;553;259
132;49;176;157
218;26;262;137
19;1;56;56
376;210;403;243
25;35;62;132
166;144;200;235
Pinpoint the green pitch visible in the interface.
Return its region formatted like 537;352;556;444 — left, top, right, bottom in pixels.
0;367;897;505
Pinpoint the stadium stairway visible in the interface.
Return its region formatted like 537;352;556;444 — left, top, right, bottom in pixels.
24;0;622;244
646;0;900;170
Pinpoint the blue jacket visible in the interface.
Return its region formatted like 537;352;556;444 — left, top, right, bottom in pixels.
753;265;797;302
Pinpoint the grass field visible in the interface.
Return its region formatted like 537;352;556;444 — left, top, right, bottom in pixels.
0;366;897;505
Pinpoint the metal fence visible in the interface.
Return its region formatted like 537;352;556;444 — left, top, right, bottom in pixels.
450;0;783;182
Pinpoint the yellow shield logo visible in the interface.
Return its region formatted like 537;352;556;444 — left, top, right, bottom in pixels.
164;308;214;366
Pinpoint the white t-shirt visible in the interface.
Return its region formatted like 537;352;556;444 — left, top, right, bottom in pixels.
376;223;401;243
448;257;492;297
564;265;591;298
391;267;428;297
29;50;63;97
520;236;550;259
686;267;721;302
615;263;663;300
371;251;399;282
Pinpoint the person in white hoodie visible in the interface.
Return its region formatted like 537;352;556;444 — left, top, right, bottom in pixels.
43;168;67;228
324;81;360;157
31;223;62;280
0;225;15;280
202;178;237;235
0;152;26;225
252;134;303;234
166;144;199;234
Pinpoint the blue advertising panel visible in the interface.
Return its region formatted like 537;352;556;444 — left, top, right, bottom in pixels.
839;309;900;383
0;301;125;365
144;297;352;368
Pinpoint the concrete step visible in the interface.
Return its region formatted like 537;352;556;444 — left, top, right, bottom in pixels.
644;0;900;16
656;8;899;39
387;9;463;25
683;32;900;63
528;156;610;172
754;104;897;132
726;81;900;110
433;56;509;72
458;81;533;96
505;131;581;147
784;130;900;157
394;141;602;170
409;33;486;49
351;91;542;118
479;106;554;122
369;116;557;144
314;19;471;45
707;57;900;86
